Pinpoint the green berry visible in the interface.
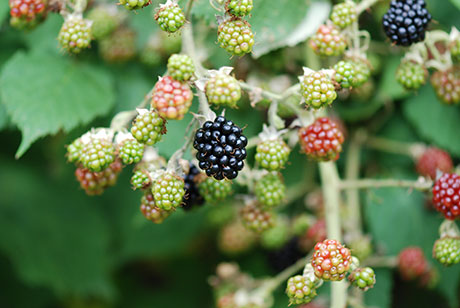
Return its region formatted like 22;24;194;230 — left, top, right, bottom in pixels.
119;0;151;10
99;27;136;63
67;137;84;164
218;18;255;56
451;39;460;62
255;139;290;171
351;59;371;87
131;109;166;146
285;275;317;305
301;71;337;108
80;138;115;172
87;5;120;40
152;172;185;210
58;15;92;54
255;173;286;208
205;72;241;107
226;0;253;17
330;1;357;29
260;217;290;250
131;169;152;190
240;202;274;233
348;267;376;291
333;60;357;89
433;237;460;266
309;24;346;57
292;214;313;236
118;138;145;165
197;175;232;204
396;61;427;90
167;54;195;81
155;2;186;33
140;192;173;223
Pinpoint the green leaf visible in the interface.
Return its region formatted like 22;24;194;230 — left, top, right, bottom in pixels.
378;56;408;101
364;269;393;308
0;103;8;130
0;0;9;25
21;14;63;54
0;51;115;157
403;85;460;157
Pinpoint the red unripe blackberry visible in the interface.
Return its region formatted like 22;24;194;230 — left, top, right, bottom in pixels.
193;116;247;180
311;239;351;281
218;18;255;56
182;162;204;210
309;24;346;57
9;0;47;29
58;15;92;54
285;275;317;305
415;147;453;180
298;117;345;162
430;67;460;104
398;247;429;280
99;27;136;63
240;202;274;233
382;0;431;46
75;159;122;195
432;173;460;220
140;192;173;224
151;76;193;120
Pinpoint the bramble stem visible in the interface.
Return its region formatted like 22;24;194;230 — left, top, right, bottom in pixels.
344;133;363;235
365;136;425;158
338;178;433;191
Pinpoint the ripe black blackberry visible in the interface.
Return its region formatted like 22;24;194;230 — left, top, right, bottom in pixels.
382;0;431;46
182;163;204;211
193;116;247;180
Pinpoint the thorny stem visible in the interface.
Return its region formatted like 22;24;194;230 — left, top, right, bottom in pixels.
338;178;433;191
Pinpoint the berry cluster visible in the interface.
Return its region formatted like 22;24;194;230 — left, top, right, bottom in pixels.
155;1;185;33
301;71;337;109
298;117;345;162
205;72;241;108
58;15;92;54
285;275;317;305
255;138;290;171
9;0;47;29
382;0;431;46
193;116;247;180
432;173;460;220
151;76;193;120
311;239;351;281
433;237;460;266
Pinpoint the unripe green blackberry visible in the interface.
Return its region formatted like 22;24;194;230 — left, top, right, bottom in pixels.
255;173;286;208
333;60;356;89
218;18;255;56
66;137;84;164
155;1;185;33
87;5;120;40
351;59;371;87
197;175;232;204
255;139;290;171
260;217;290;250
119;0;151;10
285;275;317;305
309;24;346;57
311;239;351;281
330;1;357;29
292;214;313;236
225;0;253;17
218;221;256;255
80;137;116;172
131;109;166;146
58;15;92;54
301;71;337;108
99;27;136;63
205;72;241;107
117;137;145;165
167;54;195;81
140;192;173;223
433;237;460;266
396;61;427;90
152;172;185;210
131;169;152;190
240;202;274;233
451;39;460;62
348;267;376;291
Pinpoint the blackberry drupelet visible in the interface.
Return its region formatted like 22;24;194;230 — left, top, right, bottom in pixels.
382;0;431;46
182;163;204;210
193;116;247;180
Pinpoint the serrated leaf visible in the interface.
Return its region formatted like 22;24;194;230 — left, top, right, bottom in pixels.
0;51;115;157
403;85;460;157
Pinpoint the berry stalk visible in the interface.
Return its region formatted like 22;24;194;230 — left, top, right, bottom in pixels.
338;178;433;191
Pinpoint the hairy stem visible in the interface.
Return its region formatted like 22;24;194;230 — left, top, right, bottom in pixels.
344;133;363;235
338;178;433;191
365;136;425;158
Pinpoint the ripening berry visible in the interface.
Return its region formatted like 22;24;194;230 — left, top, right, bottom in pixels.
398;247;429;280
131;109;166;146
119;0;151;10
205;72;241;108
152;172;185;210
99;28;136;63
118;138;145;165
433;237;460;266
415;147;453;180
348;267;376;291
9;0;47;29
75;160;122;195
58;15;92;54
218;18;255;56
218;221;256;255
351;59;371;87
80;138;116;172
330;1;357;29
311;239;352;281
151;76;193;120
382;0;431;46
131;169;152;190
87;5;120;40
432;173;460;220
255;138;291;171
430;67;460;105
140;192;173;223
197;175;232;204
301;71;337;108
309;24;346;57
285;275;317;305
255;173;286;208
167;54;195;81
226;0;253;17
396;61;427;90
155;1;186;33
240;202;274;233
298;117;345;162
